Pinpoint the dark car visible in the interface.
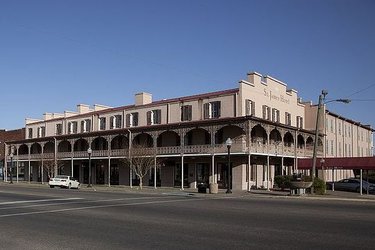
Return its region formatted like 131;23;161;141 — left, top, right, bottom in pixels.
326;178;375;193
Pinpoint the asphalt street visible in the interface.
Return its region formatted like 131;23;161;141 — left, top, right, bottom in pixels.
1;184;375;250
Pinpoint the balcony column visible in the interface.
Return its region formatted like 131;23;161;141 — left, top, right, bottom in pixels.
4;143;7;182
294;131;297;173
27;144;31;183
210;126;216;184
70;139;74;179
181;155;184;190
153;134;157;189
41;143;44;184
16;146;19;183
54;137;57;177
108;135;112;187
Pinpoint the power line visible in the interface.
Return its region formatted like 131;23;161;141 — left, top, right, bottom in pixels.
344;83;375;98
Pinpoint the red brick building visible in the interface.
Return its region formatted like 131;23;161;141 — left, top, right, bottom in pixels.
0;128;25;179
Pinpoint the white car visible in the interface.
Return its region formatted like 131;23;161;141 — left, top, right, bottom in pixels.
49;175;80;189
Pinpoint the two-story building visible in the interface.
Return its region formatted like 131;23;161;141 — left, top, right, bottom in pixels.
3;72;373;190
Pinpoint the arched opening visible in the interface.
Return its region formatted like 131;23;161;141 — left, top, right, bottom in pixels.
133;133;153;147
111;135;128;149
270;129;282;145
251;125;267;144
283;132;294;147
58;140;71;152
306;137;314;150
30;143;42;154
74;139;89;151
184;128;210;145
297;134;305;149
215;125;245;144
91;137;108;150
18;144;29;155
157;131;180;147
44;141;55;153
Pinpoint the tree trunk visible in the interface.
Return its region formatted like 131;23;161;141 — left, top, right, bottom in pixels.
139;177;143;189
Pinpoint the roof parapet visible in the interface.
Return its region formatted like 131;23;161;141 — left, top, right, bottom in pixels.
94;104;113;111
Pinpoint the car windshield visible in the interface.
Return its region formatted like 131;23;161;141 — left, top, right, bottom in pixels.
55;175;68;179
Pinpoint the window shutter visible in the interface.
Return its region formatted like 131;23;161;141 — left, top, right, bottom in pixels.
188;105;192;121
133;113;139;126
86;120;91;132
267;107;271;120
110;116;114;129
203;103;209;119
251;101;255;115
156;110;161;124
262;105;266;119
147;111;152;125
126;114;131;127
216;101;221;118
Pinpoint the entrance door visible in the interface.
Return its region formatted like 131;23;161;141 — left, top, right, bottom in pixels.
196;163;209;185
217;163;231;189
175;163;188;188
96;164;105;184
110;164;119;185
149;168;161;187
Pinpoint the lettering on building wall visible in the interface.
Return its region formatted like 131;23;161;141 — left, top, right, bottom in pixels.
264;89;290;104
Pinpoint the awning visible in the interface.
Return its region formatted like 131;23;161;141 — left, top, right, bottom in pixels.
298;157;375;170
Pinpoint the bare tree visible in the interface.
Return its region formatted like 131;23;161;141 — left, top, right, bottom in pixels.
40;159;65;182
121;144;159;189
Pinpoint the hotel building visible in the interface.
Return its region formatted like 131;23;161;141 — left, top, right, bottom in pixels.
3;72;374;190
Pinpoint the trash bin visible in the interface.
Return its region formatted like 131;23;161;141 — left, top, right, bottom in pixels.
197;183;207;193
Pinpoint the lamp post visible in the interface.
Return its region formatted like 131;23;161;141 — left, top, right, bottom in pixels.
311;90;350;193
87;147;92;187
226;138;232;194
9;153;13;184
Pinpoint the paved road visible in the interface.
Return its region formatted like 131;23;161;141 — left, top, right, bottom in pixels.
1;184;375;250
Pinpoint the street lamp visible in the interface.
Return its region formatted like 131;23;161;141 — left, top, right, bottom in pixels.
9;153;13;184
87;147;92;187
311;90;350;193
226;138;232;194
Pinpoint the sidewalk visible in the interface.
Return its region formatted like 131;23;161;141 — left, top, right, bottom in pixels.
2;181;375;202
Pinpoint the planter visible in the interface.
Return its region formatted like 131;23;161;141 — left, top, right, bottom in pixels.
290;181;313;189
209;183;218;194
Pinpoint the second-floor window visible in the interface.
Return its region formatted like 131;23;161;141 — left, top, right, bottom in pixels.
28;128;33;139
272;108;280;123
181;105;192;121
204;101;221;119
81;119;91;133
285;112;291;126
147;109;161;125
37;126;45;138
68;121;78;134
126;112;139;127
262;105;271;120
296;116;303;129
56;124;62;135
99;117;106;131
110;115;122;129
245;99;255;116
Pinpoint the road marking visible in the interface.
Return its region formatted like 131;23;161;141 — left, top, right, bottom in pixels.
0;196;168;210
0;196;234;218
0;198;83;205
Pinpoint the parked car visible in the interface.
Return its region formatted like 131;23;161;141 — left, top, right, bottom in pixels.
49;175;80;189
326;178;375;193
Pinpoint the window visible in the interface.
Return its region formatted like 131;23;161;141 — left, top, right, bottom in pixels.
203;101;221;119
68;121;78;134
28;128;33;139
338;122;341;135
126;112;139;127
338;142;341;156
56;124;62;135
81;119;91;133
330;120;334;133
245;99;255;116
349;145;351;157
345;144;347;156
271;108;280;123
181;105;192;121
296;116;303;129
348;126;351;137
110;115;122;129
285;112;291;126
331;140;334;155
99;117;106;131
262;105;270;120
37;126;45;138
147;109;161;125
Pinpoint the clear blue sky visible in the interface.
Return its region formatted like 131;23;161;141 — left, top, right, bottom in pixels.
1;0;374;131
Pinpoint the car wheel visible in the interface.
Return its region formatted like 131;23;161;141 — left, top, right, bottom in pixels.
49;185;54;188
77;184;80;189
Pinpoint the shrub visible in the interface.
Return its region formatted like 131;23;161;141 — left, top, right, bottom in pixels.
313;177;326;195
274;175;292;190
